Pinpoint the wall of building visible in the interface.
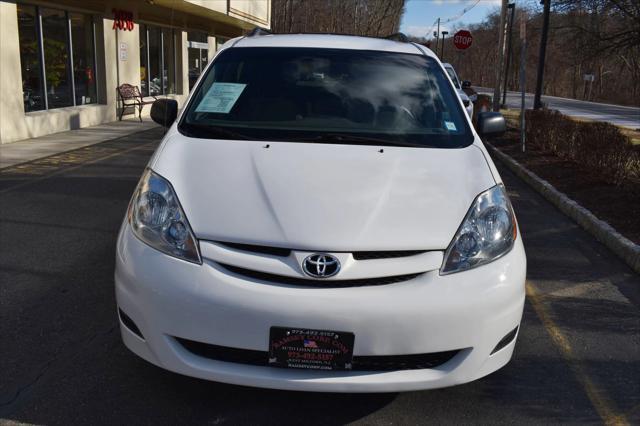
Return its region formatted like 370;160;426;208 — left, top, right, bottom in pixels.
182;0;270;28
0;1;32;143
0;0;269;144
229;0;270;28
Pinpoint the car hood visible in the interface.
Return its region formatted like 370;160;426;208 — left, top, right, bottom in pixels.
151;133;496;251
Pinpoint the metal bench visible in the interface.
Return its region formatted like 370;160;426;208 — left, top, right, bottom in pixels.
116;84;156;121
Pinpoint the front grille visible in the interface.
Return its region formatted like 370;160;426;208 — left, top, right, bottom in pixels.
220;263;422;288
218;241;291;257
216;241;428;261
352;250;426;260
175;337;460;372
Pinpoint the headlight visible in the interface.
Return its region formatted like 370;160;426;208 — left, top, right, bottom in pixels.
128;169;201;264
441;185;516;274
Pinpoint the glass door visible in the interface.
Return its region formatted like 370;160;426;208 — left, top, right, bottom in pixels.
187;32;209;91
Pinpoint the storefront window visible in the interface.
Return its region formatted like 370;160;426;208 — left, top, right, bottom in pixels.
148;26;162;96
16;4;97;112
70;13;97;105
139;25;148;96
139;24;176;96
17;4;44;112
41;8;72;108
162;28;176;94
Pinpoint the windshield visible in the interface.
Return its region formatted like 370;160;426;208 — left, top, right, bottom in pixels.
180;47;472;148
444;66;461;90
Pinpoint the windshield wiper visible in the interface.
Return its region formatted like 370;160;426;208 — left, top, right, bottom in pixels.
181;126;435;147
294;133;423;147
181;123;250;140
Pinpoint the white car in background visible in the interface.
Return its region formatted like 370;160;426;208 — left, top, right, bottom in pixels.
443;63;474;118
115;33;525;393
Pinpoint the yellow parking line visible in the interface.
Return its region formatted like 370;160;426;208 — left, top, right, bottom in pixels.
526;281;629;426
0;141;156;194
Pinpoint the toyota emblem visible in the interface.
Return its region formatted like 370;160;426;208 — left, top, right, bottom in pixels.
302;254;340;278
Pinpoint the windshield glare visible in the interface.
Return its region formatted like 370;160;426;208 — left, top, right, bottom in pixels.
180;47;472;148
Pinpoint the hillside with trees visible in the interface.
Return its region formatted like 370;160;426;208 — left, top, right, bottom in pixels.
271;0;405;37
432;0;639;106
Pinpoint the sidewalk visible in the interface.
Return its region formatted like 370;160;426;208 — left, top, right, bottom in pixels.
0;117;159;170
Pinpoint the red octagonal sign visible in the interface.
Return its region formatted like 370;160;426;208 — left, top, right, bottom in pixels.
453;30;473;50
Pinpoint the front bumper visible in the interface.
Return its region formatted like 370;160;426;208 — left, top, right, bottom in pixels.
115;224;526;392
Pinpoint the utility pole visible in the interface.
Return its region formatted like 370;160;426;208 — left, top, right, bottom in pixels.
502;3;516;107
434;18;440;56
492;0;509;111
441;31;448;61
534;0;551;109
519;10;527;153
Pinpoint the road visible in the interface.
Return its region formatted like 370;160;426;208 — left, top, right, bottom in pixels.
476;87;640;129
1;129;639;425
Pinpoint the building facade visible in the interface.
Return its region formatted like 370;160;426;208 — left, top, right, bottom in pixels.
0;0;270;144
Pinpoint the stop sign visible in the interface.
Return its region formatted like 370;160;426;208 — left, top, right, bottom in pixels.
453;30;473;50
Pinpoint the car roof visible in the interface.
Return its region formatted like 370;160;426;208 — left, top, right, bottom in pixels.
231;33;437;58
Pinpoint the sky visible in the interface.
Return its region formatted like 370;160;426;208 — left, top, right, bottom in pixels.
400;0;504;39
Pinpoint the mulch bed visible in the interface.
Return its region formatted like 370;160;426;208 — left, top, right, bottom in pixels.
487;127;640;245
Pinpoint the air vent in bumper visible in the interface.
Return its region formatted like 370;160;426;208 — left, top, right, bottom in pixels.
491;326;519;354
119;308;144;339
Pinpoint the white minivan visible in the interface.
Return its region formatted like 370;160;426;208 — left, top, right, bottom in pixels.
115;32;526;393
443;62;474;118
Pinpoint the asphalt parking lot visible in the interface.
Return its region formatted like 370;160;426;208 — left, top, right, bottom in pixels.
1;128;638;425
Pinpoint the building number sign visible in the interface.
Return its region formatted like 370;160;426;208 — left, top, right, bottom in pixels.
113;9;134;31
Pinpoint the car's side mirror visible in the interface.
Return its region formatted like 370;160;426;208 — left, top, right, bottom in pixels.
461;80;472;89
150;99;178;127
476;112;506;136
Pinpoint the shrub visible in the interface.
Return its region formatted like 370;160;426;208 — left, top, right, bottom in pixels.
525;109;640;186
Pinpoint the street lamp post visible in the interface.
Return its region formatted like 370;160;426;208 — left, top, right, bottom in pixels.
502;3;516;107
434;17;440;57
534;0;551;109
492;0;509;111
441;31;448;61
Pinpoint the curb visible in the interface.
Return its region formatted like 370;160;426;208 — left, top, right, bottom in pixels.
486;143;640;275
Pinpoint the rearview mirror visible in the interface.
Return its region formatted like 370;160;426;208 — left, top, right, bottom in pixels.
476;112;506;136
462;80;472;89
150;99;178;127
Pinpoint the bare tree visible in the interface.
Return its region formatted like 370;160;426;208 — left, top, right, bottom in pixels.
443;0;639;106
271;0;405;37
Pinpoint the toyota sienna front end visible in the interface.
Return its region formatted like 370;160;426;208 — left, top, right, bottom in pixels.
115;33;526;393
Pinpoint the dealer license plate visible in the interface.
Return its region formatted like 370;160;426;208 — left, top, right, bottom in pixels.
269;327;355;371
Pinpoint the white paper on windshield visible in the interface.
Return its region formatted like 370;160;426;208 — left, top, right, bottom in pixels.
195;83;247;113
444;121;457;131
